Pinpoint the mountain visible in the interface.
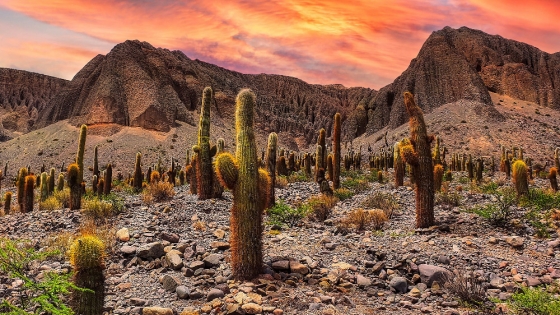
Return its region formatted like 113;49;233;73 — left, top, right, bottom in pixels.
36;40;376;144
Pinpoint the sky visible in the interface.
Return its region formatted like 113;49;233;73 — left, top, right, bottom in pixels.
0;0;559;89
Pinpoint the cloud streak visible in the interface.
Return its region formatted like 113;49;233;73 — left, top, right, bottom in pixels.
0;0;559;89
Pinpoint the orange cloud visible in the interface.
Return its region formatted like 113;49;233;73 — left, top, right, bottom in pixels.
1;0;559;88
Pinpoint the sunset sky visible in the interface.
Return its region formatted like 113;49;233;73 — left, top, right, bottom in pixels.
1;0;559;89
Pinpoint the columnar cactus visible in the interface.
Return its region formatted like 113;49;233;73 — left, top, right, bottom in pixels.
399;92;434;228
394;141;404;187
318;128;327;168
4;191;12;215
434;164;443;192
555;148;560;170
266;133;278;207
69;235;105;315
187;155;198;194
40;172;48;202
57;173;65;192
304;153;312;176
103;164;112;196
48;168;55;195
467;154;474;179
476;158;483;183
288;152;295;174
17;167;27;211
326;154;333;181
377;170;383;183
333;113;341;189
433;136;441;165
194;87;217;200
133;152;143;191
215;89;271;280
549;167;558;192
512;160;528;197
277;156;288;176
23;175;35;213
315;144;323;182
76;124;87;184
93;145;99;179
92;175;98;195
68;164;81;210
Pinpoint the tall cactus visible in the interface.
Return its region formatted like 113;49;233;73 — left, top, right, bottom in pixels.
103;164;112;195
399;92;434;228
68;164;81;210
326;154;333;181
23;175;35;213
555;148;560;170
194;87;217;200
549;167;558;192
476;158;483;183
48;168;55;195
133;152;143;191
512;160;529;197
40;172;48;202
266;133;278;208
332;113;341;189
315;144;323;182
434;164;443;192
57;173;65;192
17;167;28;212
4;192;12;215
69;235;105;315
433;136;441;165
215;89;271;280
93;145;99;179
76;124;87;184
394;141;405;187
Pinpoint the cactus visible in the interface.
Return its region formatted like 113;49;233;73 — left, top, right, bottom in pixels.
23;175;35;213
549;167;558;192
326;154;333;181
303;153;312;176
17;167;28;212
214;89;271;280
168;158;177;186
93;145;99;179
512;160;528;197
555;148;560;170
194;87;217;200
434;164;444;192
68;164;81;210
179;170;186;185
217;138;225;153
445;170;453;182
57;173;65;191
377;170;383;183
40;172;48;202
48;168;55;195
332;113;341;189
4;191;12;215
475;158;483;183
265;133;278;208
76;124;87;184
399;92;434;228
467;154;474;179
394;141;404;187
69;235;105;315
288;152;295;174
187;155;198;194
433;136;441;165
92;175;98;195
315;144;323;182
504;156;511;179
317;169;333;196
133;152;143;191
103;164;112;195
276;156;288;176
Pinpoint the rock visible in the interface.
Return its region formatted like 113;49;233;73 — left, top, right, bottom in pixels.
210;241;230;250
120;245;137;255
116;228;130;242
437;256;450;265
214;229;226;239
289;261;308;275
389;277;408;293
371;261;385;273
166;251;183;270
173;285;189;299
207;288;225;301
142;307;173;315
505;236;524;248
160;232;180;243
418;264;452;286
409;287;421;298
271;260;290;271
356;274;371;287
189;261;205;271
161;274;181;292
547;239;560;248
273;309;284;315
180;307;200;315
137;242;165;259
490;277;504;289
189;291;203;300
203;254;224;268
130;298;147;306
241;303;263;314
525;277;542;287
331;262;353;270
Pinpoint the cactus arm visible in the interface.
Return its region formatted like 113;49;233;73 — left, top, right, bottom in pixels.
215;152;238;190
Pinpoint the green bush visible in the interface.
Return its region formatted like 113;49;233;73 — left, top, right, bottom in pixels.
333;188;354;201
0;238;86;314
469;188;516;226
342;176;370;193
287;171;309;183
266;199;310;227
479;181;499;194
506;286;560;315
520;188;560;211
82;193;124;220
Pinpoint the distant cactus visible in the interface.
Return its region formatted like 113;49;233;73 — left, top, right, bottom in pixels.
333;113;341;189
133;152;143;191
103;164;112;196
315;144;323;182
93;145;99;179
57;173;65;191
288;152;295;174
400;92;434;228
555;148;560;170
434;164;444;192
214;89;271;280
467;154;474;179
168;158;177;186
194;87;218;200
40;172;48;202
17;167;27;212
68;164;81;210
303;153;312;176
504;156;511;179
179;170;186;185
394;141;404;187
69;235;105;315
318;128;326;168
217;138;225;153
326;154;333;181
76;124;87;184
377;170;383;183
92;175;98;195
187;155;197;194
146;166;152;183
4;191;12;215
445;170;453;182
23;175;35;213
265;133;278;208
549;167;558;192
97;178;104;195
150;170;161;183
475;158;483;183
277;156;288;176
48;168;55;195
512;160;528;197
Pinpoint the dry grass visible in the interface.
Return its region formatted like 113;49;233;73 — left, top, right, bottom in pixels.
361;192;399;219
41;231;75;259
306;194;338;222
444;270;487;306
192;220;206;231
142;181;175;203
53;189;70;208
81;198;116;221
338;208;388;232
275;176;288;188
40;196;62;211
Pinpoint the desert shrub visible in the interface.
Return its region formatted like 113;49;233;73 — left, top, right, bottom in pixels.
40;196;63;211
192;220;206;231
520;188;560;211
306;195;338;222
342;176;370;193
266;199;310;227
436;182;462;209
505;286;560;315
444;270;487;306
287;171;309;183
275;176;288;188
142;181;175;203
361;191;400;219
338;208;388;232
333;188;353;201
469;188;516;226
53;188;70;209
0;238;81;314
41;231;75;260
479;181;500;194
81;198;115;221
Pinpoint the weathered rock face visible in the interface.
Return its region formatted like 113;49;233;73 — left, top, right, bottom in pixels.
0;68;67;136
37;40;377;142
361;26;560;135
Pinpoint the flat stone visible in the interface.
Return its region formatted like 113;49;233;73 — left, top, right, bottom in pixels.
505;236;524;248
160;232;180;243
116;228;130;242
525;277;542;287
214;229;226;239
271;260;290;271
180;307;200;315
331;262;353;270
241;303;262;314
130;298;147;306
210;241;230;250
289;261;308;275
137;242;165;259
142;307;174;315
161;274;181;292
371;261;385;273
418;264;452;286
166;251;183;270
203;254;224;268
207;288;225;301
437;256;450;265
121;245;137;255
356;274;371;287
189;260;205;270
409;287;421;297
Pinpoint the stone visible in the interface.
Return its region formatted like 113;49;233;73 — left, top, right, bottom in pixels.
214;229;226;239
389;277;408;293
176;285;190;299
356;274;371;287
331;262;353;270
241;303;263;314
505;236;524;248
418;264;452;286
289;261;308;275
189;261;205;270
166;251;183;270
272;260;290;271
273;309;284;315
525;277;542;287
130;298;147;306
160;232;180;243
203;254;224;268
161;274;181;292
437;255;450;265
371;261;385;273
207;288;225;301
210;241;230;250
116;228;130;242
142;307;173;315
137;242;165;259
120;245;137;255
409;287;421;298
189;291;204;300
180;307;200;315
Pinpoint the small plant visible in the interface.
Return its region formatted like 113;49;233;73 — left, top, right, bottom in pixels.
275;175;288;188
306;195;338;222
333;188;354;201
444;270;487;307
40;195;63;211
287;171;309;183
142;181;175;203
361;192;400;219
479;181;500;194
505;285;560;315
341;175;370;193
338;208;388;232
469;188;516;226
266;199;309;227
81;198;117;221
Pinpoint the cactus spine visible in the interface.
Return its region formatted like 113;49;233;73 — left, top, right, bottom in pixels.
512;160;528;197
332;113;341;189
215;89;271;280
133;152;143;191
194;87;217;200
76;124;87;184
68;164;81;210
399;92;434;228
266;133;278;208
69;235;105;315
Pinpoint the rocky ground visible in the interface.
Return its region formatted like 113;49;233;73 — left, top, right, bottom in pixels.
1;169;560;315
